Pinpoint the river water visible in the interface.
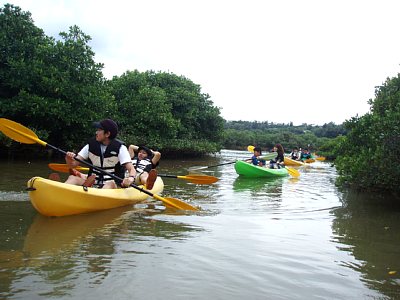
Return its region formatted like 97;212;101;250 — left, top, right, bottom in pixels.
0;150;399;299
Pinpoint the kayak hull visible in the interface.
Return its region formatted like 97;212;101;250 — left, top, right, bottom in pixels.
234;160;288;177
27;176;164;217
284;157;305;166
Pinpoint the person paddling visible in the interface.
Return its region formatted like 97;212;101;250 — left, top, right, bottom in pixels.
289;147;301;160
268;144;285;169
300;148;312;161
64;119;136;189
248;146;266;167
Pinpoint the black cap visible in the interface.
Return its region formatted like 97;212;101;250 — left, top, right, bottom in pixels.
138;145;152;157
93;119;118;139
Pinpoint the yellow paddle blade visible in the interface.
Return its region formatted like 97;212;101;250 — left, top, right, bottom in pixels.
178;174;219;184
286;167;300;177
0;118;47;146
304;158;315;163
152;194;199;211
316;156;326;161
48;163;89;173
247;145;255;152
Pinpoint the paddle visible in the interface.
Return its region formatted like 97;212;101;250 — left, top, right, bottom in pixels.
158;174;219;184
48;163;218;185
0;118;198;211
304;158;315;163
48;163;90;173
247;145;300;178
284;166;300;177
246;145;277;160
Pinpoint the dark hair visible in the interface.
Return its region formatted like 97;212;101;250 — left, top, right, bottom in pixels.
254;146;262;154
138;145;152;157
275;144;284;155
93;119;118;139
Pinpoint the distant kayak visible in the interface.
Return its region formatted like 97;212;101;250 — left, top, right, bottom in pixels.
303;158;315;163
234;160;288;177
284;157;305;166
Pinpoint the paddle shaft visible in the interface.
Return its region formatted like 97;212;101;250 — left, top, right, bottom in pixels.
158;174;178;179
203;160;240;169
48;164;217;185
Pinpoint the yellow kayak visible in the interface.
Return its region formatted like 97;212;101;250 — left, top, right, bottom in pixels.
284;157;305;166
27;176;164;217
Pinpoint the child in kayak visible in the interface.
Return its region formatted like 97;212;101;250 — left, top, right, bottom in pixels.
128;145;161;190
300;148;312;160
249;146;266;167
289;147;301;160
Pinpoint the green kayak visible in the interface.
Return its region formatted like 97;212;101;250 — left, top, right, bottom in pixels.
234;160;288;177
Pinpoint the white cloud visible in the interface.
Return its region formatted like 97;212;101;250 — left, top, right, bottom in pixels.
5;0;400;124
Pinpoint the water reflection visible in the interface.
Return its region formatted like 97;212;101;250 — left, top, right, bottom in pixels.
0;205;204;299
232;176;283;193
332;190;400;298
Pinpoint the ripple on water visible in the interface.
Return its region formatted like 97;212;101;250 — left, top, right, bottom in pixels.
0;191;29;202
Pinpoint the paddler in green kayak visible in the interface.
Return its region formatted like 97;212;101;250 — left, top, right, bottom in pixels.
249;146;267;167
267;144;285;169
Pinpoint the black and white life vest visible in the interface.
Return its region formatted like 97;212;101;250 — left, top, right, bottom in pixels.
131;157;152;174
87;138;125;185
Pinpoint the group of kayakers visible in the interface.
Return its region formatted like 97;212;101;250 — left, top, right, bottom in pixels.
249;145;313;169
288;147;312;161
58;117;315;189
62;119;161;190
249;144;285;169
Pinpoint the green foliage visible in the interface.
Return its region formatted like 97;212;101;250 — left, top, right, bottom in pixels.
334;77;400;194
109;70;224;154
0;4;115;150
223;121;344;152
0;4;224;156
317;135;345;159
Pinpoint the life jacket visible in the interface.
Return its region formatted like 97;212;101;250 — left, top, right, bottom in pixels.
251;155;265;166
131;156;153;174
87;138;125;186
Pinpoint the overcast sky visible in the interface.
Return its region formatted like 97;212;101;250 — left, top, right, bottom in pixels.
5;0;400;125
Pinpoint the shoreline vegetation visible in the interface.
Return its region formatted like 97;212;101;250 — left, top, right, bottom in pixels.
1;4;399;195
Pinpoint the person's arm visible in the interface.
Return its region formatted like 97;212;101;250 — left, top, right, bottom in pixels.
151;150;161;166
120;145;137;187
122;162;136;188
128;144;138;159
65;145;88;167
277;153;285;164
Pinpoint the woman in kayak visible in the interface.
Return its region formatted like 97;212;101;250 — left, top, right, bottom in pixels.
268;144;285;169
